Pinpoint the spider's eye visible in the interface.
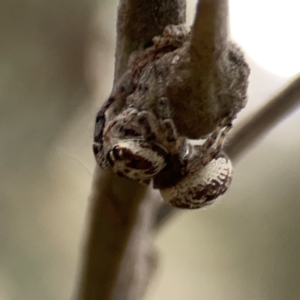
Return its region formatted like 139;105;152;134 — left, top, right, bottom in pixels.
108;146;123;162
123;129;140;137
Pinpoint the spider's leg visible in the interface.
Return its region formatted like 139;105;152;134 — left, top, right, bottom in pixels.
156;97;178;143
200;124;223;152
204;124;232;162
134;97;177;143
94;70;134;142
187;117;233;173
135;110;158;141
200;122;232;166
153;24;189;49
180;125;224;170
202;116;233;165
93;84;129;167
155;68;178;143
132;64;178;143
200;115;233;152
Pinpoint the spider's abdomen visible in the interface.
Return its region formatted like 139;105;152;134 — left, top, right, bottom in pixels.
159;153;232;209
107;139;168;181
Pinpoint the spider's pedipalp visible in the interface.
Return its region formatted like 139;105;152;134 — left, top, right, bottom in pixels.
159;152;232;209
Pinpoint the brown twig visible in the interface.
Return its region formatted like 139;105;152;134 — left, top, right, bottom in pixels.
77;1;185;299
164;0;249;138
77;171;148;299
226;74;300;160
153;74;300;229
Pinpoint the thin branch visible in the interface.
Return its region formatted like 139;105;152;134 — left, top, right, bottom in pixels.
77;171;148;299
153;74;300;229
77;1;185;300
227;74;300;160
187;0;228;135
165;0;249;138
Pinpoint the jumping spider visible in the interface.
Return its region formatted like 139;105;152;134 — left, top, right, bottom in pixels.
93;25;234;209
94;63;233;209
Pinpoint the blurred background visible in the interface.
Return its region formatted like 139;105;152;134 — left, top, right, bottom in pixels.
1;0;300;299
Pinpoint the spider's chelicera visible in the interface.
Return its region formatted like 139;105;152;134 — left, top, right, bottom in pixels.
93;25;235;209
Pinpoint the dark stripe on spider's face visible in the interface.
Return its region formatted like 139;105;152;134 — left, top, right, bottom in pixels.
107;146;154;171
95;112;104;124
123;129;141;137
94;131;103;143
93;143;102;156
139;141;168;158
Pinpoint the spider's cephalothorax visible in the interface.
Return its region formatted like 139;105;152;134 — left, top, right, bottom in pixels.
93;105;170;181
93;24;236;209
93;25;189;181
93;76;178;181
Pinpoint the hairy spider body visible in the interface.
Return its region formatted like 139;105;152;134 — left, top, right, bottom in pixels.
93;25;236;209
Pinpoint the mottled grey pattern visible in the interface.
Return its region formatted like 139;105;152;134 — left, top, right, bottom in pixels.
160;153;232;209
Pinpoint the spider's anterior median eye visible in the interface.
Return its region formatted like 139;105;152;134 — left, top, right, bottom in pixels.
112;145;123;159
123;129;140;137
